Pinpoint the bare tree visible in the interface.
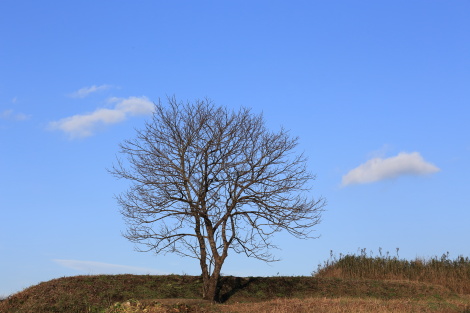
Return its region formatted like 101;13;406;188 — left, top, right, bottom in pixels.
109;97;325;301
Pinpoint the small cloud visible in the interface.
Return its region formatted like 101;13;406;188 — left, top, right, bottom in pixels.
53;259;164;275
49;96;154;138
0;109;31;121
109;96;155;115
13;112;30;121
342;152;440;186
1;109;13;119
69;84;112;98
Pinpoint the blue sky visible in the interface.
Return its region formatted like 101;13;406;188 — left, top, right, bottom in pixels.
1;1;469;297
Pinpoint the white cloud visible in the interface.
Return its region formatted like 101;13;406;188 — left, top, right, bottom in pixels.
0;109;31;121
342;152;440;186
1;109;13;119
53;259;164;275
109;96;155;115
69;84;112;98
49;96;154;138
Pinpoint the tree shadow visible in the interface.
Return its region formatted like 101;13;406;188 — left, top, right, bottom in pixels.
216;276;258;303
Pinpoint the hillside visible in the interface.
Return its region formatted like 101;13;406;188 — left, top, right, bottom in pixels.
2;252;470;312
1;274;469;312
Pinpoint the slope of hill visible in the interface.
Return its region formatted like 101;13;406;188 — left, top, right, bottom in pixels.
1;274;468;312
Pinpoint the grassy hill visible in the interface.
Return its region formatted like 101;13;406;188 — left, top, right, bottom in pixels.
1;275;469;312
1;252;469;312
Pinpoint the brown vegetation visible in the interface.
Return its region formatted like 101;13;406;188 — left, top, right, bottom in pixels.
316;249;470;294
1;250;469;312
105;297;470;313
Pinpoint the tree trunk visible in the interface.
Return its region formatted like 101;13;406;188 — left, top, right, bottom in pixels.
202;260;223;302
203;274;219;302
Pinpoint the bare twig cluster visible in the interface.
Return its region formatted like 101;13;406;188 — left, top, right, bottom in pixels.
110;97;325;301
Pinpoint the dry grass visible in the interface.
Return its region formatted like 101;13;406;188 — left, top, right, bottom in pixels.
107;297;470;313
315;248;470;294
5;275;466;312
217;297;470;313
2;249;470;312
0;275;204;313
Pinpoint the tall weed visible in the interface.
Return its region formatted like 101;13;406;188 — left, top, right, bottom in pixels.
314;248;470;294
